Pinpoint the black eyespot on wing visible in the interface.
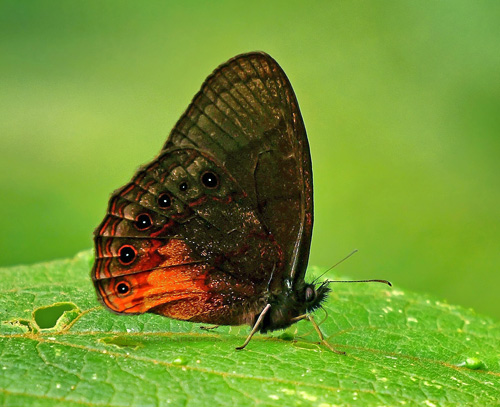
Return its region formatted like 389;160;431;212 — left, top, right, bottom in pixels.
135;213;152;230
116;281;131;296
179;182;188;192
118;245;136;265
158;193;172;209
201;171;219;189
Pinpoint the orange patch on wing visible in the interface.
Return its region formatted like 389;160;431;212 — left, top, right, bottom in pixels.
156;238;194;266
95;239;214;319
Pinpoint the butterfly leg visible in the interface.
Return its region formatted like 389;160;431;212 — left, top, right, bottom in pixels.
236;303;271;350
307;314;345;355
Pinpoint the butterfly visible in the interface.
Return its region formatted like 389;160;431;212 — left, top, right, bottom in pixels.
92;52;387;351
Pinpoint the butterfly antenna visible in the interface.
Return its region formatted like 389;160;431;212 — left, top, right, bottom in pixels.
325;279;392;287
312;249;358;284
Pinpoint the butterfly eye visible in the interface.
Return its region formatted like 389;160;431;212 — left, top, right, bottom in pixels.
118;245;136;265
158;193;172;209
116;281;131;296
179;182;188;192
201;171;219;189
305;286;315;303
135;213;152;230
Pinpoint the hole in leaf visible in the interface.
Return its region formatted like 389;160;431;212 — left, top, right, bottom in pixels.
33;302;80;330
2;319;32;333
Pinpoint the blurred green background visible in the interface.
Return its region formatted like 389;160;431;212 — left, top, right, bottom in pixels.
1;1;499;318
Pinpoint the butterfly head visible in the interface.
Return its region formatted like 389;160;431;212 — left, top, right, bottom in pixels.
259;279;331;333
303;280;331;313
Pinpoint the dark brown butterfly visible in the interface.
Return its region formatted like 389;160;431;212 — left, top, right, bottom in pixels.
92;52;386;350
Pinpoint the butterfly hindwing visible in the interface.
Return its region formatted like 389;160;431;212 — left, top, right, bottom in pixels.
93;147;279;323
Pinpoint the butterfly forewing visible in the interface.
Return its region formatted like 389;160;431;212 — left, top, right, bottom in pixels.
165;52;313;284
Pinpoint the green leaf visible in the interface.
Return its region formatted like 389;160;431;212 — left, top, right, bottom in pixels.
1;251;499;407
